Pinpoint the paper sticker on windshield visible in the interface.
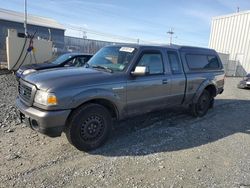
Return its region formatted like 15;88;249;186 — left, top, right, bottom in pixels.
119;47;135;53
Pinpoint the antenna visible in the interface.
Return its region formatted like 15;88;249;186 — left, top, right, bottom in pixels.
167;28;174;45
24;0;27;36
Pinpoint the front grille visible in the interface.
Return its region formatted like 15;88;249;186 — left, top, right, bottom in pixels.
18;81;34;104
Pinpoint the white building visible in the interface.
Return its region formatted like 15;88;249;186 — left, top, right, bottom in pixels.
209;10;250;76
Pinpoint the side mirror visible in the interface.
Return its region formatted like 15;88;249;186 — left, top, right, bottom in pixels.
131;66;147;76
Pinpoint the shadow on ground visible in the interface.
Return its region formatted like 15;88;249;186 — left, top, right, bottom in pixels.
91;99;250;156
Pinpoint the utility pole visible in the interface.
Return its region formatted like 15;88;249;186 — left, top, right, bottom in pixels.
82;31;87;39
167;28;174;45
24;0;27;36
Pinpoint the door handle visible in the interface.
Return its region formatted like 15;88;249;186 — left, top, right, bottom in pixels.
162;79;168;84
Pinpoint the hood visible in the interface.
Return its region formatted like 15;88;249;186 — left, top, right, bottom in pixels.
23;67;113;91
20;62;56;70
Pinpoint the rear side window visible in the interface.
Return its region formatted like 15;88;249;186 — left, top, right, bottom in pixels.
167;51;182;74
207;56;220;69
186;54;220;70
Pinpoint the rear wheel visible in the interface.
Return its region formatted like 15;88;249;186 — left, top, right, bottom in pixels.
191;90;212;117
66;104;112;151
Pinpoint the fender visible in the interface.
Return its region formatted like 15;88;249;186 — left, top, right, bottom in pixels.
70;88;125;118
192;79;218;104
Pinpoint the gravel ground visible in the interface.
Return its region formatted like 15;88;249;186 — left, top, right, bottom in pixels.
0;73;250;188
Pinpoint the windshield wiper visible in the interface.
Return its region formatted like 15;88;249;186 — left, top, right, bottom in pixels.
91;65;113;73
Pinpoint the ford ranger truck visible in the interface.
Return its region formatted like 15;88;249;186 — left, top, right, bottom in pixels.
16;45;225;151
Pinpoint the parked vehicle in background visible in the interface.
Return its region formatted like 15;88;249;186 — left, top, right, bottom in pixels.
16;45;225;151
237;74;250;89
15;53;93;79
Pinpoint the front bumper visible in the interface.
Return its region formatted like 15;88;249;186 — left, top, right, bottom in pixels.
15;72;22;81
16;97;71;137
238;80;250;89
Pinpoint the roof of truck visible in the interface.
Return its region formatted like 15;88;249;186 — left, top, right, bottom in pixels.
109;44;215;52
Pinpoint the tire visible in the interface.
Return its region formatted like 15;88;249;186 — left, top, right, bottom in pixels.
66;104;113;151
209;97;214;108
191;90;212;117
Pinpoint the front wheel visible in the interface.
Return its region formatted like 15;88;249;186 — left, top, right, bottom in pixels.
191;90;212;117
66;104;113;151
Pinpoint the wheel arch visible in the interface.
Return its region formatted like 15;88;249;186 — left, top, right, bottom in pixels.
204;84;217;97
192;80;218;103
69;98;119;122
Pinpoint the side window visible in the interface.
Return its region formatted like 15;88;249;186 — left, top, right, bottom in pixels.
64;58;76;66
137;53;164;75
76;57;87;67
207;56;220;69
186;54;220;70
64;57;88;67
85;56;92;62
167;51;182;74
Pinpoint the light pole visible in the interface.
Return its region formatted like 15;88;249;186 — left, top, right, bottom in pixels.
24;0;27;36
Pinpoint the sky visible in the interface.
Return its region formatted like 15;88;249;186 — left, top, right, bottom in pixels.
1;0;250;47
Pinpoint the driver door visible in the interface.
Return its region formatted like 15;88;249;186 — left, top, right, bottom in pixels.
126;50;172;116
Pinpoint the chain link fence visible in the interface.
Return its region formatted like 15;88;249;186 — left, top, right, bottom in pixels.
63;36;123;55
218;53;247;77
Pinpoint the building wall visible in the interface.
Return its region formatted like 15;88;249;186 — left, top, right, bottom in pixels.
0;20;126;67
0;20;64;62
209;11;250;76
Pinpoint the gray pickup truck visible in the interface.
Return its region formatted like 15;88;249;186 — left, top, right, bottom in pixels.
16;45;225;151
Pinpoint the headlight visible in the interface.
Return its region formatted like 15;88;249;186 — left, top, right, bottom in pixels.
23;69;37;76
17;69;23;74
243;77;249;81
34;90;57;106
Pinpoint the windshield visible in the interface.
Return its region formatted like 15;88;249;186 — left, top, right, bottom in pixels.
87;46;137;72
51;54;73;64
